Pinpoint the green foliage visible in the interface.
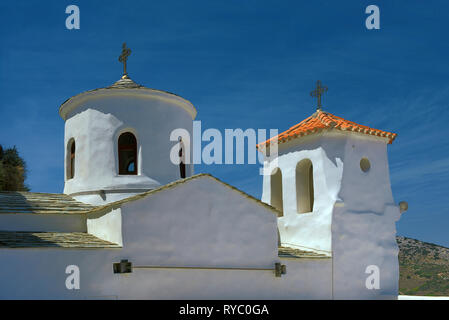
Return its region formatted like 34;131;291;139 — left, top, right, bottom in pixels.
398;236;449;296
0;144;30;191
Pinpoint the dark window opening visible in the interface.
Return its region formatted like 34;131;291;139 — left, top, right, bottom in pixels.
270;168;283;215
68;140;75;180
296;159;314;213
118;132;137;175
179;141;186;178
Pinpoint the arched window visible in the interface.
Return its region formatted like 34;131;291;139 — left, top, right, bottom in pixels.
270;168;283;215
296;159;314;213
179;138;186;179
67;139;75;180
118;132;137;175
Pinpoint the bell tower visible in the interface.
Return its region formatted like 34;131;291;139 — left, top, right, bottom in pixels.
59;44;197;205
259;81;405;298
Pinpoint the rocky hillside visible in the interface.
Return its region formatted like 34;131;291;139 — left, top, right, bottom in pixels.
398;236;449;296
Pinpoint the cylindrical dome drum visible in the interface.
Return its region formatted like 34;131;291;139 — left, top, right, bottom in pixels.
59;76;196;205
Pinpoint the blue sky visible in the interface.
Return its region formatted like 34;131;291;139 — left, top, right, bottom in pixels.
0;1;448;247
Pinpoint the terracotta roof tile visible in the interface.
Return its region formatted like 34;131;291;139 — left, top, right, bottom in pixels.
258;110;397;148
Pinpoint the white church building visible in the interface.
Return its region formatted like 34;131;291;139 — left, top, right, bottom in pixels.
0;46;406;299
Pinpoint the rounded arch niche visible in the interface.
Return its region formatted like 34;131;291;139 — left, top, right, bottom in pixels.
118;132;138;175
296;159;314;214
270;167;284;215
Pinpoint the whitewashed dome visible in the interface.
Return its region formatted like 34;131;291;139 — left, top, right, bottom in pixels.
59;75;196;121
59;55;196;205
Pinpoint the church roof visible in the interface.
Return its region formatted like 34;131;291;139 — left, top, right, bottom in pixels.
60;75;185;102
59;74;197;120
107;75;145;89
60;44;197;120
278;246;330;259
0;191;94;215
104;75;186;98
257;110;397;148
0;231;120;248
0;174;281;249
89;173;282;217
0;174;281;217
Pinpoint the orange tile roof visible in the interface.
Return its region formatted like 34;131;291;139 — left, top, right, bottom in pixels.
258;110;397;148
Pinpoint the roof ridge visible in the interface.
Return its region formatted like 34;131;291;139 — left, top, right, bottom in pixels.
258;109;397;148
88;173;281;216
285;113;316;132
262;112;317;145
108;76;144;89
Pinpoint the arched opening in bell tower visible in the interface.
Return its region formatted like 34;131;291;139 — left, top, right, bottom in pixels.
270;167;283;215
296;159;314;213
67;138;76;180
179;138;186;179
118;132;138;175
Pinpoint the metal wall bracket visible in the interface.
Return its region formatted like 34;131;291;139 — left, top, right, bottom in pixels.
275;262;287;277
113;260;286;277
113;259;132;274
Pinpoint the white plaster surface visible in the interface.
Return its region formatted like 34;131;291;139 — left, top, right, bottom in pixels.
62;89;195;205
0;176;332;299
0;249;332;299
331;134;400;299
1;81;405;299
0;168;401;299
262;132;347;254
87;208;123;247
0;214;86;232
261;130;402;298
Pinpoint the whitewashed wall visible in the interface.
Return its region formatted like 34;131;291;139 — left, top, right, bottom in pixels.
0;249;332;299
261;130;401;299
62;89;195;205
0;135;401;299
0;214;86;232
113;176;278;267
261;132;347;254
0;176;332;299
331;134;401;299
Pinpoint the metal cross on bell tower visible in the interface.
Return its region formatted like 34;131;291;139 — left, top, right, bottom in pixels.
310;80;328;111
118;43;132;79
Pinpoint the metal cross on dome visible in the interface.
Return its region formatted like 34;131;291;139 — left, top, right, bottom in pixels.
118;43;132;78
310;80;328;111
